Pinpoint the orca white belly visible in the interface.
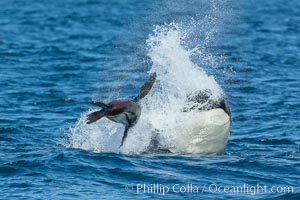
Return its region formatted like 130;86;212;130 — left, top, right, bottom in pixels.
170;108;231;154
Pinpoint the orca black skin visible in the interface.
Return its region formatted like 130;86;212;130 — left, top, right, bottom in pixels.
183;89;231;118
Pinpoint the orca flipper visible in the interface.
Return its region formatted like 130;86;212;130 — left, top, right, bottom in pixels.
134;72;157;102
120;125;130;147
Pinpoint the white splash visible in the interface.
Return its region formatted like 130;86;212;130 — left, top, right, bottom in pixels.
120;23;226;154
65;22;229;155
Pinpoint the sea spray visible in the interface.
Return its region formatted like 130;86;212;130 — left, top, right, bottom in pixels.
66;110;124;153
120;23;225;154
66;22;226;154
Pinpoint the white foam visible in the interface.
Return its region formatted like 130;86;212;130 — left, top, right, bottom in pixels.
65;22;228;155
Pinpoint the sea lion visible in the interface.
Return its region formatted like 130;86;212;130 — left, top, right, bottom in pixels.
86;72;157;147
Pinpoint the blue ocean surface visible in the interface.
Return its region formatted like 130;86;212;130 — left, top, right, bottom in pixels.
0;0;299;199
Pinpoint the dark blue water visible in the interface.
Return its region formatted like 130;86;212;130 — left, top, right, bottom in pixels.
0;0;299;199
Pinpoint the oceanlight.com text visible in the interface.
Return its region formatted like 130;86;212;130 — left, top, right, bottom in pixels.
124;183;294;195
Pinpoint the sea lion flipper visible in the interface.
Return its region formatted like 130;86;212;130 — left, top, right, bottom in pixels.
86;110;106;124
91;101;109;109
120;125;129;147
134;72;157;101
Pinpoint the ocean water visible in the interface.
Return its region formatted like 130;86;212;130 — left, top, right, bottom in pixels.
0;0;299;199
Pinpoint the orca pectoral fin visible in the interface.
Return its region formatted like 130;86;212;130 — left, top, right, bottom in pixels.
86;110;106;124
119;125;130;147
134;72;157;101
